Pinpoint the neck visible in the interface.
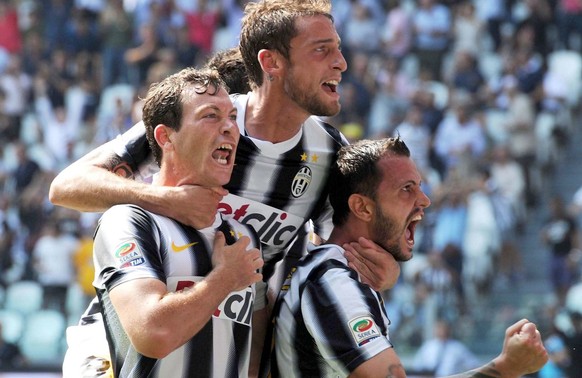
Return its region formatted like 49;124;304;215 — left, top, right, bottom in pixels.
325;221;370;247
244;88;310;143
154;162;201;188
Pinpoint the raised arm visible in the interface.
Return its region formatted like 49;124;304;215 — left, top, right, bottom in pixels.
448;319;548;378
348;319;547;378
49;136;227;228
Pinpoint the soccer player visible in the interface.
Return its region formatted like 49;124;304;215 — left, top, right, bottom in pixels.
272;137;548;377
92;67;263;377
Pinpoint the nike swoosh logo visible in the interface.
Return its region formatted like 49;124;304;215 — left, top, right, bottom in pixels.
171;241;198;253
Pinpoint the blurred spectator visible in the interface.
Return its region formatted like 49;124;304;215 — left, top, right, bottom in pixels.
368;55;415;137
63;8;101;58
0;0;22;54
446;50;485;100
74;0;106;19
412;318;480;376
172;24;199;69
495;75;539;207
411;0;452;81
41;0;73;52
518;0;553;57
145;47;180;85
461;167;501;309
41;48;76;110
343;1;380;54
330;81;367;134
9;141;41;197
393;104;432;171
380;0;412;60
148;0;183;49
184;0;221;60
20;31;45;77
212;0;250;52
413;251;461;322
94;90;134;145
555;0;582;50
540;60;570;116
71;223;97;309
488;145;526;287
451;1;485;56
33;76;79;170
431;185;467;272
332;51;372;133
0;54;32;142
124;22;160;88
31;220;80;313
433;97;487;178
99;0;133;87
512;47;545;96
541;195;581;307
411;89;440;135
489;144;526;231
17;171;53;256
473;0;507;51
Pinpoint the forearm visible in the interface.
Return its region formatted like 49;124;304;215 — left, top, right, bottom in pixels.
447;357;520;378
50;164;152;212
49;140;155;212
117;270;240;359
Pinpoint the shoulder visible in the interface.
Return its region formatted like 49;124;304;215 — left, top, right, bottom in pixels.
103;204;149;218
298;245;352;283
304;116;349;148
98;204;157;232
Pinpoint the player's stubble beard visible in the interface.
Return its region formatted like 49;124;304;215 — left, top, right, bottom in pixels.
372;202;412;263
283;70;341;117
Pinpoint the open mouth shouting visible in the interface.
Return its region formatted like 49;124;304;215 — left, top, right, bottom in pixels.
405;212;424;251
212;143;235;166
322;79;339;95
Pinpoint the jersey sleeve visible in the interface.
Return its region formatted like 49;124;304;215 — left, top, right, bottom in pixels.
301;263;392;373
92;205;165;293
110;121;159;182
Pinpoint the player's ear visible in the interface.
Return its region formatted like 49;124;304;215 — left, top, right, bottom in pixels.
258;49;280;82
348;194;374;223
154;124;174;150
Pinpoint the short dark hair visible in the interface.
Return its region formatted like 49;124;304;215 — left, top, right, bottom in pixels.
142;67;226;166
330;137;410;226
204;47;251;95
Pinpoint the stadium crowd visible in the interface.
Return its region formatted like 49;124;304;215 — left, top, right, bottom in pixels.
0;0;581;375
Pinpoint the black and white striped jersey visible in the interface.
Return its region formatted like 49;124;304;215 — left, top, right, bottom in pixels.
93;205;260;378
112;93;348;279
272;245;393;378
